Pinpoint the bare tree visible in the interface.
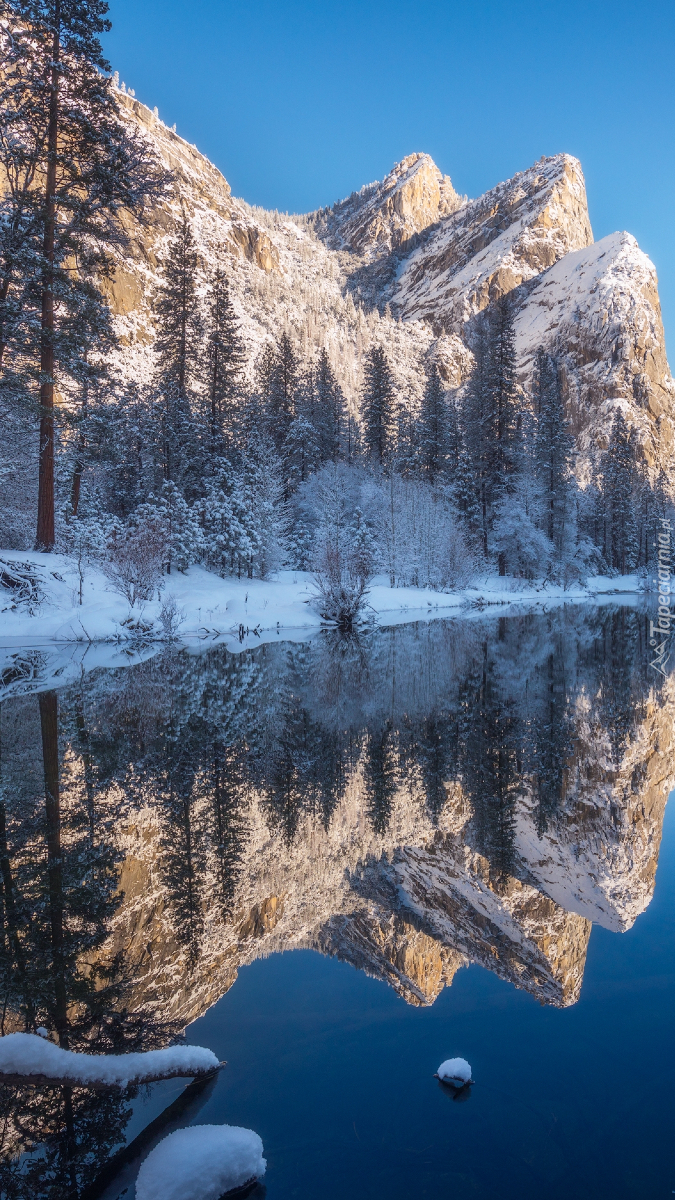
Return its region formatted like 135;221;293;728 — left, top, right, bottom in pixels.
311;540;372;630
102;517;167;608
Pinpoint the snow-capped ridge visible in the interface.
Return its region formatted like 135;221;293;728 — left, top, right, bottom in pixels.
515;231;675;482
320;151;463;257
394;152;593;328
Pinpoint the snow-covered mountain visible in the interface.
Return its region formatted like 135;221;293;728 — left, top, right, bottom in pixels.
109;88;675;484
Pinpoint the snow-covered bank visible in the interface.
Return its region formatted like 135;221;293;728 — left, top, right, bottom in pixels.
0;1032;220;1088
0;552;644;655
136;1125;265;1200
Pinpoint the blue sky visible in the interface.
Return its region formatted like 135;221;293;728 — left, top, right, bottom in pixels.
104;0;675;348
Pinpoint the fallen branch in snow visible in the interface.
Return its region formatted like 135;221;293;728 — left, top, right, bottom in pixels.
0;1033;223;1089
0;558;43;612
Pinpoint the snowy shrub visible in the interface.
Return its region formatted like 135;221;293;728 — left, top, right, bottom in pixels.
311;538;372;629
59;512;113;605
103;515;168;607
561;534;604;588
492;499;553;580
158;595;186;639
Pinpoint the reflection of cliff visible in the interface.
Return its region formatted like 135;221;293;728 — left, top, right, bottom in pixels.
515;673;675;932
98;610;674;1025
2;609;673;1035
106;772;591;1023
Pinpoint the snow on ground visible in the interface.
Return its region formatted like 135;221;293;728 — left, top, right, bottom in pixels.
135;1125;265;1200
0;1033;219;1086
0;551;643;658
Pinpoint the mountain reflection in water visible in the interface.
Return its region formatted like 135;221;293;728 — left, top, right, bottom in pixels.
0;606;673;1198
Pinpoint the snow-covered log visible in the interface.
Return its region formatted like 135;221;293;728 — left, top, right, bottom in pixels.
0;1033;222;1089
135;1125;266;1200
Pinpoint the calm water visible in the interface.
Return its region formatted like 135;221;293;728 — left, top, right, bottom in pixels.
0;607;673;1199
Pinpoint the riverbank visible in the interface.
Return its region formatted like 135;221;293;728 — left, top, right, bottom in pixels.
0;550;643;650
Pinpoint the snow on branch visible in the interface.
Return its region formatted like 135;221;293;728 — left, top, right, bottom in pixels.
0;558;44;612
0;1033;222;1089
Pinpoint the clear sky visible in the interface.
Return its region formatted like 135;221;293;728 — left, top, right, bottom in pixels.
104;0;675;349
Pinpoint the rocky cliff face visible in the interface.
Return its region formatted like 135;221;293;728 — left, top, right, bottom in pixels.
321;152;463;256
108;88;675;487
391;153;593;327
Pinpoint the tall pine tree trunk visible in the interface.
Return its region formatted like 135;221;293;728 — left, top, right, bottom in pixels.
39;689;69;1048
36;6;61;551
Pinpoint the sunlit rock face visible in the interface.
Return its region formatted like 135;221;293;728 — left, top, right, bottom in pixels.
515;233;675;484
321;152;463;257
392;154;593;327
104;91;674;484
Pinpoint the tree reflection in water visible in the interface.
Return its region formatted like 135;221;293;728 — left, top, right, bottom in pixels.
0;605;669;1197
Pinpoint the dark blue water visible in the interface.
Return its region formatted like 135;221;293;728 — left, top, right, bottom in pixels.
176;799;675;1200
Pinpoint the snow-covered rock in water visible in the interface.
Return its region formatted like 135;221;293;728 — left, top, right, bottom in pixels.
135;1125;266;1200
436;1057;473;1087
0;1032;219;1086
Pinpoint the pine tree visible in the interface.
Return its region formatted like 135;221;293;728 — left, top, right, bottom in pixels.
0;0;166;550
533;348;574;556
205;266;244;450
488;298;521;573
153;210;203;491
361;345;395;467
240;437;290;577
283;413;321;489
259;333;299;451
460;314;492;555
415;364;448;483
600;410;640;573
460;300;522;569
313;347;346;462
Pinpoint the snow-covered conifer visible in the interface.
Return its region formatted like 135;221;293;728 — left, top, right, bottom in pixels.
313;348;346;462
205;267;245;449
414;364;449;483
599;411;640;574
361;345;395;467
533;349;575;560
258;333;299;452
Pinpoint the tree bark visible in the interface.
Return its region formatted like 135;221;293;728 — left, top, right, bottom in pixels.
36;5;61;551
39;689;69;1048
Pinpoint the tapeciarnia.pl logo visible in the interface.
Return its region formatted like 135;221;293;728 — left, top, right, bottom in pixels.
649;517;672;678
